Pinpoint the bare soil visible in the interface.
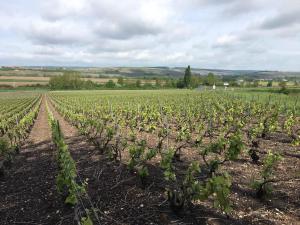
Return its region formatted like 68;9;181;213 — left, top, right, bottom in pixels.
0;76;50;81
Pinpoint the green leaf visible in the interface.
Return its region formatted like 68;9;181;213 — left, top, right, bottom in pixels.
81;215;93;225
65;193;78;205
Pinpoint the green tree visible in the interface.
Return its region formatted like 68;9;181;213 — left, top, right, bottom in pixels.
204;72;216;86
176;78;185;88
155;78;161;87
183;65;192;88
279;80;288;94
190;75;202;88
136;80;141;88
164;79;176;88
49;71;84;90
117;77;124;86
143;83;154;89
267;80;273;87
253;80;259;87
84;80;95;89
229;80;238;87
105;80;116;88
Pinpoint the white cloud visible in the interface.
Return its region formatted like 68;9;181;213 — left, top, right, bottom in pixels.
216;34;238;46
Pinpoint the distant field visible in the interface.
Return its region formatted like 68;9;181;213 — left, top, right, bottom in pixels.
0;75;157;87
0;82;48;87
258;81;296;87
0;76;49;86
2;66;300;79
0;67;174;78
0;76;49;81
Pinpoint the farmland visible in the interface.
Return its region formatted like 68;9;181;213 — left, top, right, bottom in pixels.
0;67;166;88
0;89;299;225
1;67;299;89
0;75;158;88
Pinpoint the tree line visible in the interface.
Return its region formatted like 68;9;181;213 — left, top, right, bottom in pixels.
48;67;298;90
48;69;221;90
48;72;178;90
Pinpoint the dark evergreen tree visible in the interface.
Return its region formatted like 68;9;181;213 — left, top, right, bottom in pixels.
183;65;192;88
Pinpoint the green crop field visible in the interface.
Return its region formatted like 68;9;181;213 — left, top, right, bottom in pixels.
1;89;299;224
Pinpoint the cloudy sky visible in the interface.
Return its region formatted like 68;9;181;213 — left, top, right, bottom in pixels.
1;0;300;70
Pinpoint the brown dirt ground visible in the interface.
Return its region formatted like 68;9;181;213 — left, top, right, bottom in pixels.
0;76;50;81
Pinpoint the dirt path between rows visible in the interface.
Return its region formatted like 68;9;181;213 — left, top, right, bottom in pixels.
27;96;51;144
47;97;97;164
0;96;71;225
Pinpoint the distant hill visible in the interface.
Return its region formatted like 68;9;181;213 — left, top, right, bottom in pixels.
2;66;300;79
